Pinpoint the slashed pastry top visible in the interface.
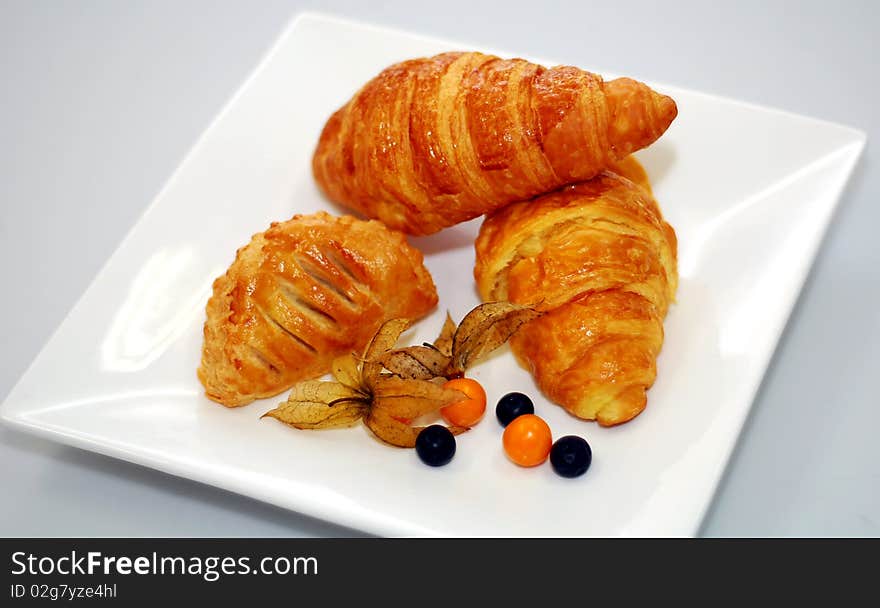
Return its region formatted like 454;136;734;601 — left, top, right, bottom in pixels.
198;212;438;407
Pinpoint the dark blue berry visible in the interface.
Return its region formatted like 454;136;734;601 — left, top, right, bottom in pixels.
550;436;592;478
415;425;456;467
495;392;535;427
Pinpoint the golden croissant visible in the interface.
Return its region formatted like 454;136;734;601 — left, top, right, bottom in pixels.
313;51;678;235
474;162;677;425
198;212;437;407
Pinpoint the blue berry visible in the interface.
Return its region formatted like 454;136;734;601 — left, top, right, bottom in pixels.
415;425;456;467
550;436;592;478
496;392;535;427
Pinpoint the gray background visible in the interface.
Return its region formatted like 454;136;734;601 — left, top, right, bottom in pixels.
1;0;877;536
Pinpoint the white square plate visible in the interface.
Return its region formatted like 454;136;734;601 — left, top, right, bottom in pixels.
1;13;865;536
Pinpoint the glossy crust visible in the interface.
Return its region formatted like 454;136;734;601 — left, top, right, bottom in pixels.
313;51;678;235
198;212;438;407
608;155;653;195
474;166;677;425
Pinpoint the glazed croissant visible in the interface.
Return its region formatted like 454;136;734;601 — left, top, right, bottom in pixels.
199;212;437;407
474;163;677;425
313;51;678;235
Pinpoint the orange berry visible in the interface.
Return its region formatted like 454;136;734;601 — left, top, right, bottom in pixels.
440;378;487;427
503;414;552;467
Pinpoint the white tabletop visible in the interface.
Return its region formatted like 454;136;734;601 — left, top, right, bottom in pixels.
2;0;877;537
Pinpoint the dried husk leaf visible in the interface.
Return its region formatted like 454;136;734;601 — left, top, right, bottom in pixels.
451;302;542;374
452;302;519;352
432;312;457;357
378;346;451;380
371;375;467;419
262;399;368;430
262;380;368;429
365;407;468;448
362;318;411;383
286;380;366;405
265;305;533;445
331;353;363;390
364;408;423;447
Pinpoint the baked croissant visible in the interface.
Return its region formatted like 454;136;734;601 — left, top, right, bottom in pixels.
313;51;678;235
198;212;437;407
474;164;677;425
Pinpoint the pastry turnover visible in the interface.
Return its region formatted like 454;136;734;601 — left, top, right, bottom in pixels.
474;164;677;425
198;212;437;407
313;51;678;235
